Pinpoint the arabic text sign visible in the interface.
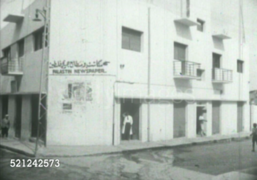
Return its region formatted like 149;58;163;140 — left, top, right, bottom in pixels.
49;60;110;75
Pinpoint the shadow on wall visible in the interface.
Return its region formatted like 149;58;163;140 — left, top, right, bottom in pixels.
212;37;225;51
174;79;193;93
174;22;192;40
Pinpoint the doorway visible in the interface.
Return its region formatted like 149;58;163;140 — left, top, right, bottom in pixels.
31;95;39;137
120;99;141;141
212;101;221;134
173;100;186;138
15;95;22;138
2;96;8;118
196;106;206;136
212;53;221;68
237;102;244;132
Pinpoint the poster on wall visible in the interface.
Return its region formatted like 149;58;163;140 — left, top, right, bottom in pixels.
49;60;110;75
61;81;93;113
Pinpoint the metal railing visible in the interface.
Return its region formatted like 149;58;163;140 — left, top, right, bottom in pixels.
173;60;201;78
0;57;23;75
212;68;233;82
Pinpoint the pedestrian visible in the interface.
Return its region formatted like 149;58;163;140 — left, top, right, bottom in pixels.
198;113;207;136
121;112;133;140
1;114;10;138
250;123;257;152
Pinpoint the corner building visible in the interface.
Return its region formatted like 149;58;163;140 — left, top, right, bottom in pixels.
0;0;254;146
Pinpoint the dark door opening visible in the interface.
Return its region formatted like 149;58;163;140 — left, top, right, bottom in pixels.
2;96;8;118
31;94;46;144
174;100;186;138
213;53;221;68
31;95;39;137
212;101;221;134
120;99;140;141
237;102;244;132
15;95;22;138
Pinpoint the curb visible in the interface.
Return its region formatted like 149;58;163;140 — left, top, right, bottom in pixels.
0;135;250;158
0;144;35;157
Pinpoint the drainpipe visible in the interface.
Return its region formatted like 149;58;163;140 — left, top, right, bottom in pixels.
112;81;116;145
147;7;151;142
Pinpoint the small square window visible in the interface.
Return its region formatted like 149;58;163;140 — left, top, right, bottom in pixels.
122;27;142;52
197;19;205;32
237;60;244;73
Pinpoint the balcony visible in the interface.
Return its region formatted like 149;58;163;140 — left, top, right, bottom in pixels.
0;57;23;76
212;68;232;83
173;60;201;79
174;9;198;26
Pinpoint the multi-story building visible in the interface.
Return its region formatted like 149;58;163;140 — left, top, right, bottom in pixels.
0;0;255;146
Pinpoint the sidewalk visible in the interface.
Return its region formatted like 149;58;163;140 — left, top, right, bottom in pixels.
0;132;250;157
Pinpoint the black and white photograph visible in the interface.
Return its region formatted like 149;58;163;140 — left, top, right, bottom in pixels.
0;0;257;179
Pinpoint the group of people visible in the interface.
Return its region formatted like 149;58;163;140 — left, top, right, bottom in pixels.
1;114;10;138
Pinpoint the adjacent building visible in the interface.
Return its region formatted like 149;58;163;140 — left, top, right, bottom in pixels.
0;0;255;146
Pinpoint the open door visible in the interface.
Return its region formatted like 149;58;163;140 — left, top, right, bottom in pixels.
120;99;140;141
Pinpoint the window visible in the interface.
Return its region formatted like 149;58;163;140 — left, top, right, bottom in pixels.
237;60;244;73
33;27;47;51
122;27;142;52
174;42;187;60
18;39;24;57
2;47;11;60
212;53;221;68
197;19;205;32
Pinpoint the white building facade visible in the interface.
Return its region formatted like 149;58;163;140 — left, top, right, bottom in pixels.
0;0;254;146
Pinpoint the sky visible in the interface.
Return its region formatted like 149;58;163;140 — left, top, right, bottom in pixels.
0;0;35;29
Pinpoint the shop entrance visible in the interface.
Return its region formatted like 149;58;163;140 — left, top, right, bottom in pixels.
120;99;140;141
196;106;207;136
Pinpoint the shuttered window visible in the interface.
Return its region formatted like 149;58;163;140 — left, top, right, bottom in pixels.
122;27;142;52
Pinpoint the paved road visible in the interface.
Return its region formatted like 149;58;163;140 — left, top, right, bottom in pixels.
0;139;257;180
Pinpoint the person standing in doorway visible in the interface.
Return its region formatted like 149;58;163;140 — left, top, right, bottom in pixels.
250;123;257;152
1;114;10;138
122;112;133;140
198;111;207;136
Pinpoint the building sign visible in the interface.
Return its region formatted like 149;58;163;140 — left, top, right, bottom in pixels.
49;60;110;75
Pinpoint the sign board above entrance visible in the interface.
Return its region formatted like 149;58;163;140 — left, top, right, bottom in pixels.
49;60;110;75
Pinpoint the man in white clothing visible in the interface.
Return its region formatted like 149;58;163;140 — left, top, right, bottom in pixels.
122;112;133;140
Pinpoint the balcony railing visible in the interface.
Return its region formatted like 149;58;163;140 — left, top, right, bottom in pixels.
212;68;232;83
173;60;201;79
0;57;23;75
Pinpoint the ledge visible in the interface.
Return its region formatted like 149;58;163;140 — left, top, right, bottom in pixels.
3;14;24;23
174;18;198;26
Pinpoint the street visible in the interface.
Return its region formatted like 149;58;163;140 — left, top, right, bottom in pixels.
0;139;257;180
